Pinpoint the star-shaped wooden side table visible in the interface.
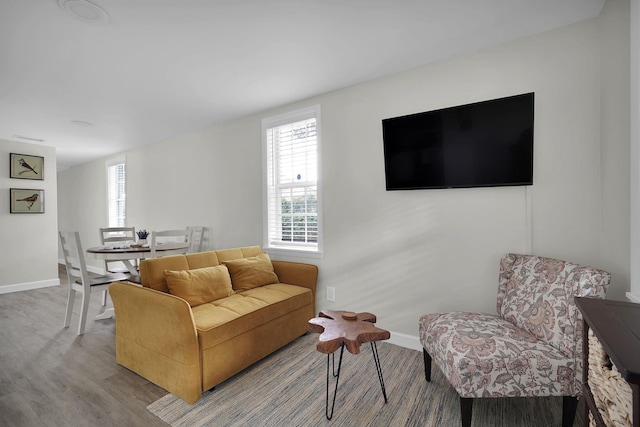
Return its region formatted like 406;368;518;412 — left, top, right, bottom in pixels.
307;310;390;420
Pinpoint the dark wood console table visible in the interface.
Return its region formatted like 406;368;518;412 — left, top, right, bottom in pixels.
576;297;640;426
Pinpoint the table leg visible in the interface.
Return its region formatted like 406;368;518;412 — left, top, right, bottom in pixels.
96;290;115;320
122;259;138;275
371;341;388;403
95;308;114;320
326;343;345;420
323;341;388;420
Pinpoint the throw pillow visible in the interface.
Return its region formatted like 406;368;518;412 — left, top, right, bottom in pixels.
163;265;234;307
223;253;279;291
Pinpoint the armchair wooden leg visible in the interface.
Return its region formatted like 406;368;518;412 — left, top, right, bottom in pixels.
423;349;432;382
562;396;578;427
460;397;473;427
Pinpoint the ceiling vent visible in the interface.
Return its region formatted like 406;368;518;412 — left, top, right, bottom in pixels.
57;0;110;25
71;120;94;127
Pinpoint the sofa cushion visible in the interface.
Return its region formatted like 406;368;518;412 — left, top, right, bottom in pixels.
215;246;263;262
192;283;313;350
185;251;220;270
223;253;279;292
140;247;262;293
164;265;234;307
140;255;192;292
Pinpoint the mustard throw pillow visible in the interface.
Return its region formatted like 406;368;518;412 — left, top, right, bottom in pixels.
164;265;234;307
223;253;279;291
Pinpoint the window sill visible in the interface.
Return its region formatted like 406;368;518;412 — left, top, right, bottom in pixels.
264;246;323;260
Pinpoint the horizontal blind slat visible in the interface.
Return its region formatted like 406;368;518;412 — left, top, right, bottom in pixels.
265;114;318;248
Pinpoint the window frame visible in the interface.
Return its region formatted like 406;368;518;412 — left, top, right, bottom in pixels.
105;157;127;228
262;105;323;258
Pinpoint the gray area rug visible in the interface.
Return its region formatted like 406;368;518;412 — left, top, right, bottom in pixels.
147;333;582;426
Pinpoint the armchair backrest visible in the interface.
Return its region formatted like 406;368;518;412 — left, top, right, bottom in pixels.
497;254;610;359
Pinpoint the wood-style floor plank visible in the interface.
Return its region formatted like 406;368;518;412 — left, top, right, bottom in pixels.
0;265;166;427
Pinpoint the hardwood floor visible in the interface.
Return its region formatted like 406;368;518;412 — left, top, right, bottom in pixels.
0;265;167;427
1;266;587;427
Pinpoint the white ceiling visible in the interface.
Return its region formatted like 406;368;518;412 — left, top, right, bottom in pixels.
1;0;605;170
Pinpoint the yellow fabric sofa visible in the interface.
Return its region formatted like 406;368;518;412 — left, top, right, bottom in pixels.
108;246;318;404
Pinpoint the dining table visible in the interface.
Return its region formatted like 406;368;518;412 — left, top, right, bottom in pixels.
86;241;190;275
86;241;190;320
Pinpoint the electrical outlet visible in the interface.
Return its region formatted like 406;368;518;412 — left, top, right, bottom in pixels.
326;286;335;302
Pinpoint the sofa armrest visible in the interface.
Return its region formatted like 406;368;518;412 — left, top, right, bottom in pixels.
272;260;318;295
109;281;202;404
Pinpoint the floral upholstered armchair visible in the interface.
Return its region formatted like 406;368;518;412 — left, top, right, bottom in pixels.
419;253;611;427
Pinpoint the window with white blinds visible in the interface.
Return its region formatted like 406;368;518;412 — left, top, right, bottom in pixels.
263;105;322;254
106;158;126;227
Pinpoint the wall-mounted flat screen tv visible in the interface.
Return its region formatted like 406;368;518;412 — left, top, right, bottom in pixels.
382;92;534;190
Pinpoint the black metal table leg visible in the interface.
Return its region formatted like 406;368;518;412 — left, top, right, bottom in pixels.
370;341;388;403
326;343;345;420
324;341;389;420
331;350;339;377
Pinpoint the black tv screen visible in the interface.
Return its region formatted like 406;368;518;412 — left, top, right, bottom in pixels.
382;93;534;190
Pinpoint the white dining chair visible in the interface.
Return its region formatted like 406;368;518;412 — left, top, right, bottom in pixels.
99;226;136;272
186;226;204;253
149;229;192;258
99;226;136;304
59;231;130;335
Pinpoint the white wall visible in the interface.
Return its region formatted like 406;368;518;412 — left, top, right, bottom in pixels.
1;139;59;292
57;115;265;258
629;0;640;302
57;1;630;343
599;0;632;302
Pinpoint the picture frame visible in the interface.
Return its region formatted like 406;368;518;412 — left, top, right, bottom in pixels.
10;153;44;180
10;188;45;213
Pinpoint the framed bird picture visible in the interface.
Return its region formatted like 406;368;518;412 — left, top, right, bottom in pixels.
10;188;45;213
10;153;44;180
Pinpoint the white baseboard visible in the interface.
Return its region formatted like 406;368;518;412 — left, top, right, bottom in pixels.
626;292;640;303
387;331;422;352
0;278;60;294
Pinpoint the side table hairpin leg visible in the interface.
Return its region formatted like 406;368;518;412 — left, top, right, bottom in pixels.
371;341;388;403
326;343;345;420
324;341;388;420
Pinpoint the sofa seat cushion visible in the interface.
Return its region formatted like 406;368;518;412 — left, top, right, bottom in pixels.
420;311;573;398
193;283;313;350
